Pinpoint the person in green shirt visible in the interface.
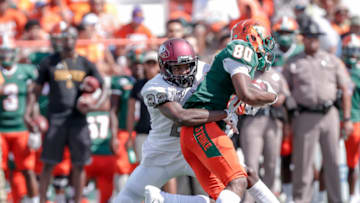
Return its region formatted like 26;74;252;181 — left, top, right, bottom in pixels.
341;33;360;203
0;35;39;202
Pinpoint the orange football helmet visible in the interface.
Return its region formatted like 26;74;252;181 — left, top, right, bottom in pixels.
272;16;298;33
231;19;275;70
342;33;360;68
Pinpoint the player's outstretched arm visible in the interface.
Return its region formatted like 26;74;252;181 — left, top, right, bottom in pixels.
232;73;277;106
159;101;227;126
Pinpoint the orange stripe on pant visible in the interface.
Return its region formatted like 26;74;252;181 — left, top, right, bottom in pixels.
180;122;247;199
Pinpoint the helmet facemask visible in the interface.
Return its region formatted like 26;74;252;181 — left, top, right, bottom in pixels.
0;47;17;67
161;56;198;88
246;32;275;72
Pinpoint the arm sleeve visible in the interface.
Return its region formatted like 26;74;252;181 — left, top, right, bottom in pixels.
141;85;171;108
222;57;251;77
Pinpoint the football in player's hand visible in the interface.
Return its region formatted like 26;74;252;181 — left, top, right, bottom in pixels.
77;93;97;114
81;76;100;93
33;115;49;134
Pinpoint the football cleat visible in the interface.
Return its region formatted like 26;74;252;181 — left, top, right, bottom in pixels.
144;185;164;203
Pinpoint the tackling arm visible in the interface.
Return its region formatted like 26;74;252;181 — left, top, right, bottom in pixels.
158;101;227;126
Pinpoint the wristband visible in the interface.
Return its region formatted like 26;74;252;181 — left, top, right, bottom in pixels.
343;117;351;122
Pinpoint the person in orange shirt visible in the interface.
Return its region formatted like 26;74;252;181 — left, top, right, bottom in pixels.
29;1;72;33
331;5;351;37
114;6;155;59
76;13;116;76
230;0;270;32
65;0;90;25
88;0;120;38
0;0;27;39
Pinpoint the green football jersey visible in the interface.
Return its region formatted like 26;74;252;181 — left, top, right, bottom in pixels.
184;40;258;111
272;43;304;67
111;75;134;130
0;64;37;132
87;111;112;155
346;67;360;122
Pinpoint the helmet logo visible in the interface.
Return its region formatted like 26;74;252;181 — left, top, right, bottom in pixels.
159;45;170;58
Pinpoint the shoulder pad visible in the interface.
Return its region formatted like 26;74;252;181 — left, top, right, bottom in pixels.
141;75;173;107
225;40;258;67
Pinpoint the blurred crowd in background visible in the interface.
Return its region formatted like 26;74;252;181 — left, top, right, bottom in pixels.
0;0;359;203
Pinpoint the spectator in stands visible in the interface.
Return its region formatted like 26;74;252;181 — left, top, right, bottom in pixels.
114;5;155;59
331;4;350;37
0;0;27;39
19;20;49;63
76;13;116;76
88;0;120;37
29;0;71;33
66;0;91;25
166;19;185;39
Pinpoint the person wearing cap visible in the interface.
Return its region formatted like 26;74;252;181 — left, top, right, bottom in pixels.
113;5;155;59
331;5;350;36
282;19;353;203
0;0;27;39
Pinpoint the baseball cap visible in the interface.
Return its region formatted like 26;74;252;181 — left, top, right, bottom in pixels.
144;51;158;63
300;18;324;37
132;6;144;24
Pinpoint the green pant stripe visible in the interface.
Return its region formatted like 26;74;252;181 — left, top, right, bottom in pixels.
193;124;221;158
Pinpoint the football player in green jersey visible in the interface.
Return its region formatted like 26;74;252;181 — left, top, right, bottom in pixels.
178;19;278;203
145;20;279;203
341;34;360;203
272;16;304;71
0;35;39;202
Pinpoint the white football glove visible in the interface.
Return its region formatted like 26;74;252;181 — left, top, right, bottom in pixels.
224;110;239;136
224;95;241;135
28;131;42;150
